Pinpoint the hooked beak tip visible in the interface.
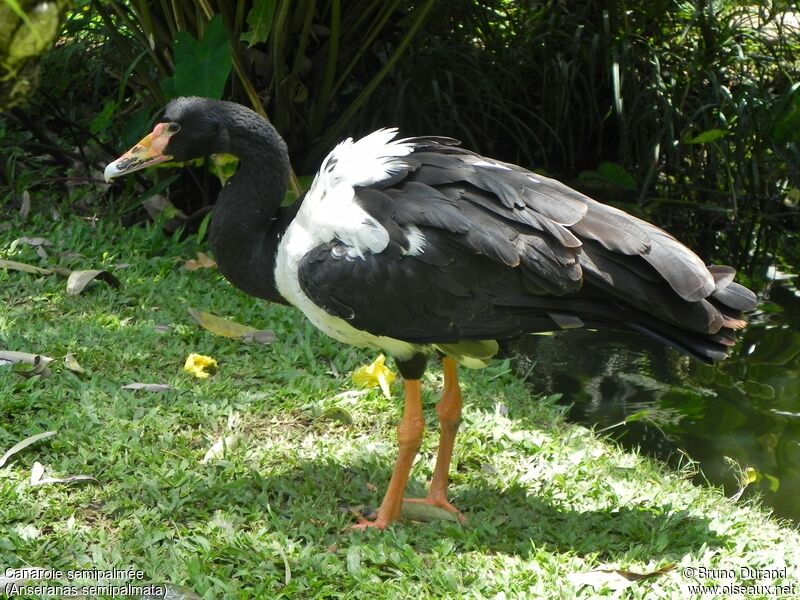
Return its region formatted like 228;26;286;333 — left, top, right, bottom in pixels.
104;161;119;183
104;125;173;183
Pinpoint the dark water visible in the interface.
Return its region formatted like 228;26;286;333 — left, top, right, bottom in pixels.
509;222;800;522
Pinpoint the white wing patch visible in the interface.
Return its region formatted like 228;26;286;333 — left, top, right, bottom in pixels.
404;224;427;256
299;182;389;258
316;127;416;189
292;127;417;258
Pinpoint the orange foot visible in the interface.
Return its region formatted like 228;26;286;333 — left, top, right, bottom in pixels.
346;496;465;531
404;496;467;523
346;506;400;531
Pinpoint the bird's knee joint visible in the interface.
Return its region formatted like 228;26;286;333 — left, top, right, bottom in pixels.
397;416;425;448
436;401;462;430
439;416;462;433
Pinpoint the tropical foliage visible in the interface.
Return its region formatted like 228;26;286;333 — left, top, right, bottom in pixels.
0;0;71;110
1;0;799;224
362;1;800;217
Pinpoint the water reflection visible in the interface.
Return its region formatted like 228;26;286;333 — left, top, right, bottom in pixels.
507;259;800;522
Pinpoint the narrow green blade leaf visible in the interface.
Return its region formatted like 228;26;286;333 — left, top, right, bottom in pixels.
597;162;637;191
684;128;728;144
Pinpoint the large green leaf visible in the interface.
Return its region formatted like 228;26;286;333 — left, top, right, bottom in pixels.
120;108;151;148
170;14;232;99
240;0;277;48
90;99;117;135
597;162;637;191
578;162;637;191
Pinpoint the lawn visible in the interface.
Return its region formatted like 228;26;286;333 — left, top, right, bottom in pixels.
1;213;798;599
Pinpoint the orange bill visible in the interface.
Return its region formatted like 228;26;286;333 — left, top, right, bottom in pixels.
104;122;176;181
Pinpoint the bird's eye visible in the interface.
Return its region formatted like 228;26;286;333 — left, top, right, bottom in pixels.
166;122;180;133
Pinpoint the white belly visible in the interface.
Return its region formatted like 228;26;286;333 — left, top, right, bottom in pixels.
274;220;420;359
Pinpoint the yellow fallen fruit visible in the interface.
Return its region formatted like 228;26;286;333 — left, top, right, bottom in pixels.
184;353;218;379
352;354;396;399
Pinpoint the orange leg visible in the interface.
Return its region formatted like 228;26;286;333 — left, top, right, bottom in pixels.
404;357;465;522
350;379;425;530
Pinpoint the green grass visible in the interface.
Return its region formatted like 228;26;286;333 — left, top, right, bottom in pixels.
1;214;799;599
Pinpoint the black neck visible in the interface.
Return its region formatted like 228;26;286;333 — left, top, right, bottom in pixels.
208;114;293;303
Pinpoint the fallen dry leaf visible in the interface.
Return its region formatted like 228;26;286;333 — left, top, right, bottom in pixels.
241;330;277;344
0;352;54;377
188;308;274;343
29;460;98;487
567;563;676;591
33;475;98;487
33;357;53;377
16;355;51;378
0;431;57;469
401;501;463;523
184;252;217;271
64;353;86;374
66;269;120;295
0;259;53;275
30;461;44;483
122;383;174;392
0;351;54;366
12;236;53;248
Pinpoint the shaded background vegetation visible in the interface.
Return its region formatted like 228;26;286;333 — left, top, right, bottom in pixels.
2;0;799;227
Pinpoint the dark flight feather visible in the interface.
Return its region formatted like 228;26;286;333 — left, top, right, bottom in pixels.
296;136;756;364
569;201;652;255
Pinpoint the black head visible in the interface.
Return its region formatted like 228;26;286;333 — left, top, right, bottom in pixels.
105;97;246;181
159;96;234;161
